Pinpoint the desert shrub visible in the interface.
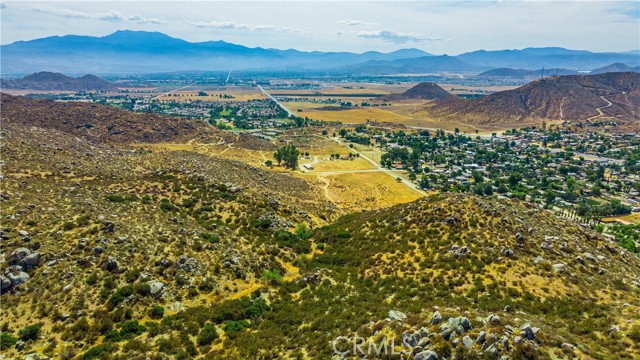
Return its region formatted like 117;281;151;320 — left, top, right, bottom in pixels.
82;343;115;360
263;270;283;285
150;305;165;319
196;324;218;346
19;324;41;341
120;320;146;340
0;332;18;348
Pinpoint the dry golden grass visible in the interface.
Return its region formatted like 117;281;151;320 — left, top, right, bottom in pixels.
300;157;375;172
291;106;412;124
157;88;265;102
308;172;422;210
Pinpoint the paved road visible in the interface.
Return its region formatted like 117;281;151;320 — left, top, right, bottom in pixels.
257;85;296;117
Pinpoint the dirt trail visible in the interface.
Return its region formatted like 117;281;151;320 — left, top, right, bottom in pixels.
587;96;613;120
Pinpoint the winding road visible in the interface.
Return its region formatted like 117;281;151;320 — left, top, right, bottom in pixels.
587;96;613;121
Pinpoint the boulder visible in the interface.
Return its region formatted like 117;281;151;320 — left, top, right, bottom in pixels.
440;324;454;340
148;280;165;298
407;332;421;347
102;221;115;233
5;266;29;287
499;335;510;350
552;263;566;272
431;310;443;324
486;314;501;324
1;275;12;293
584;252;597;262
414;350;438;360
19;252;40;270
462;335;474;348
105;256;118;271
388;310;407;322
501;248;514;257
475;331;486;344
448;316;472;334
8;247;31;264
520;323;536;340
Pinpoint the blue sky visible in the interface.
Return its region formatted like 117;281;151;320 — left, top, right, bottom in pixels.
1;1;639;54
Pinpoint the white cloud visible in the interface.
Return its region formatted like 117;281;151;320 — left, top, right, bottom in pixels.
183;20;250;30
254;25;276;31
357;30;448;44
337;19;377;26
31;5;166;24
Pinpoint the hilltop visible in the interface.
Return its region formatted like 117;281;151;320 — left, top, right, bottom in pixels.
0;93;221;144
426;72;640;127
1;71;118;91
591;63;640;74
380;82;455;101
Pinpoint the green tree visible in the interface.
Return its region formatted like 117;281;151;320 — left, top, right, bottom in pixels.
295;223;311;240
273;144;300;169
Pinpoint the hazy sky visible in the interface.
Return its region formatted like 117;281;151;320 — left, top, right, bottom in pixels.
1;1;639;54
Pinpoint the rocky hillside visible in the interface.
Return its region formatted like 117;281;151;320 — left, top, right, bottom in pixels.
0;93;222;144
1;71;118;91
427;72;640;127
1;94;639;360
381;82;455;102
214;194;638;359
0;115;335;358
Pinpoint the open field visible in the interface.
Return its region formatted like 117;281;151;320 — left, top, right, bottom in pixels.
307;171;422;210
284;103;413;124
156;87;266;101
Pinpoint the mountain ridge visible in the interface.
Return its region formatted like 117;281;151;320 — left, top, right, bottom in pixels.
426;72;640;127
2;30;638;74
1;71;118;91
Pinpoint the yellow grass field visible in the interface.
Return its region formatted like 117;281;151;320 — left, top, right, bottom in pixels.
290;106;413;124
300;157;375;172
309;172;422;210
157;88;266;102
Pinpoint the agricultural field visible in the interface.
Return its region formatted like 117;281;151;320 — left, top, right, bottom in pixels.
155;87;266;102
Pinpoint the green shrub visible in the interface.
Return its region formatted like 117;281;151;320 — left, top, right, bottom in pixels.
19;324;41;341
120;320;146;340
263;270;283;286
0;332;18;348
150;305;165;319
82;343;114;359
196;324;217;346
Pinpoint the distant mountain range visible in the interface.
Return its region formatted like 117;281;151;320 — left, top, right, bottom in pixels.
2;30;639;75
1;71;117;91
426;72;640;127
0;30;431;74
